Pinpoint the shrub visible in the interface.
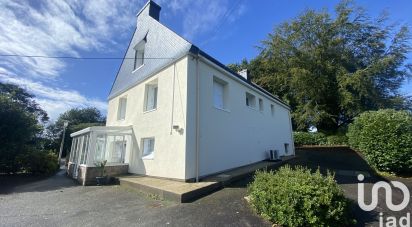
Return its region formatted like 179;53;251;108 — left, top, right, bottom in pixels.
293;132;327;146
347;109;412;174
18;150;59;175
326;134;348;145
248;165;354;227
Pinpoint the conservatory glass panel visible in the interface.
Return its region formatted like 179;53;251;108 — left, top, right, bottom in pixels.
94;134;106;162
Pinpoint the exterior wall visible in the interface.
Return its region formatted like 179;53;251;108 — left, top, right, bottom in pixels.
106;57;189;180
186;57;294;178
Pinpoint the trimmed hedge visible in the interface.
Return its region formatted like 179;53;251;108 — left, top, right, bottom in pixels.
347;109;412;174
18;150;59;175
326;134;348;145
293;132;327;145
248;165;354;227
294;132;348;146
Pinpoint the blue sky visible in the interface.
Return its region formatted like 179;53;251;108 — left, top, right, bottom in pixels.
0;0;411;120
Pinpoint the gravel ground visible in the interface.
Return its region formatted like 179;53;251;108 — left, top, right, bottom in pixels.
1;148;411;227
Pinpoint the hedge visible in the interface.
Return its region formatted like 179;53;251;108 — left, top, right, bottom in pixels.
17;150;59;175
347;109;412;174
248;165;354;227
293;132;348;146
293;132;327;146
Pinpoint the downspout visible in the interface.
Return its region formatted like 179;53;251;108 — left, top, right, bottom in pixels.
288;110;295;156
195;55;200;182
170;63;176;135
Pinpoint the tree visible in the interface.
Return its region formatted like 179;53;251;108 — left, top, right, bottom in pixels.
233;1;411;133
227;58;250;74
46;108;105;157
0;83;46;173
0;83;48;123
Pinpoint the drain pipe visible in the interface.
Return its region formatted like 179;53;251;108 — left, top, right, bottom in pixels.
195;55;200;183
170;63;176;135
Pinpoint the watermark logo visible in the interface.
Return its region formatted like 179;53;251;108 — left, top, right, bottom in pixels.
358;174;411;226
357;174;410;212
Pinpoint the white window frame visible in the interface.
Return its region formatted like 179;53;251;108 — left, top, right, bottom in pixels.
284;143;289;154
246;92;256;108
213;77;228;110
144;79;158;112
259;98;264;112
133;40;145;71
142;137;155;159
117;97;127;121
271;104;275;116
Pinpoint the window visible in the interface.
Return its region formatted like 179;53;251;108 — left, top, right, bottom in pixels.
213;77;228;110
133;40;145;70
246;92;256;108
144;80;158;111
259;98;264;112
284;143;290;154
142;138;155;159
117;97;127;120
271;104;275;116
111;141;126;163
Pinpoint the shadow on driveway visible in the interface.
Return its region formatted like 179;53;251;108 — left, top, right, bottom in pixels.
1;148;410;227
0;167;77;194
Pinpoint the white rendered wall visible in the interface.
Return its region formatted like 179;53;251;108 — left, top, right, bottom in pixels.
106;57;189;180
186;57;294;178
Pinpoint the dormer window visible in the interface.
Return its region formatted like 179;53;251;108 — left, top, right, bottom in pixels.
134;40;145;70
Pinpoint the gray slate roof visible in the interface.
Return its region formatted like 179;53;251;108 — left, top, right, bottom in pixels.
108;0;288;107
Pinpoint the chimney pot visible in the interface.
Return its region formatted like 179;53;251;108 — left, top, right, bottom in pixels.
238;69;249;81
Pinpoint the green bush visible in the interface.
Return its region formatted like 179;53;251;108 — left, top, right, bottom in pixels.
18;150;59;175
293;132;327;146
248;165;354;227
347;109;412;174
326;135;348;145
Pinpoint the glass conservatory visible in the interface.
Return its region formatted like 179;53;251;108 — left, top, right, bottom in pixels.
67;126;133;185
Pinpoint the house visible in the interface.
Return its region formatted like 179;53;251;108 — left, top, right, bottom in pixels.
67;0;294;185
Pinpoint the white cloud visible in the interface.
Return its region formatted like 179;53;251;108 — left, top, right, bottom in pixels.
160;0;246;42
0;71;107;121
0;0;143;78
0;0;142;121
0;0;245;122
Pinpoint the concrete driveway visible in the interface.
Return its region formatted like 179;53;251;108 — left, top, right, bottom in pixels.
0;170;269;227
1;148;411;227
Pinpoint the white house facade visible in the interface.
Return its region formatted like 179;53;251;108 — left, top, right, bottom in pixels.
67;0;294;184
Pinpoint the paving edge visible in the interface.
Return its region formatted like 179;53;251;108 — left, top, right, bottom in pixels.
117;157;296;203
119;178;222;203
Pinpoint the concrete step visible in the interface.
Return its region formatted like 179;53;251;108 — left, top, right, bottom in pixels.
118;156;296;203
119;176;221;203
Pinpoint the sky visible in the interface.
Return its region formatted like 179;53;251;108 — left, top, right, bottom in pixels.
0;0;411;121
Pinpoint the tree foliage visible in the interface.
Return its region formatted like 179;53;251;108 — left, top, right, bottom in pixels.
0;82;47;173
0;83;48;122
230;1;411;133
45;108;105;157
